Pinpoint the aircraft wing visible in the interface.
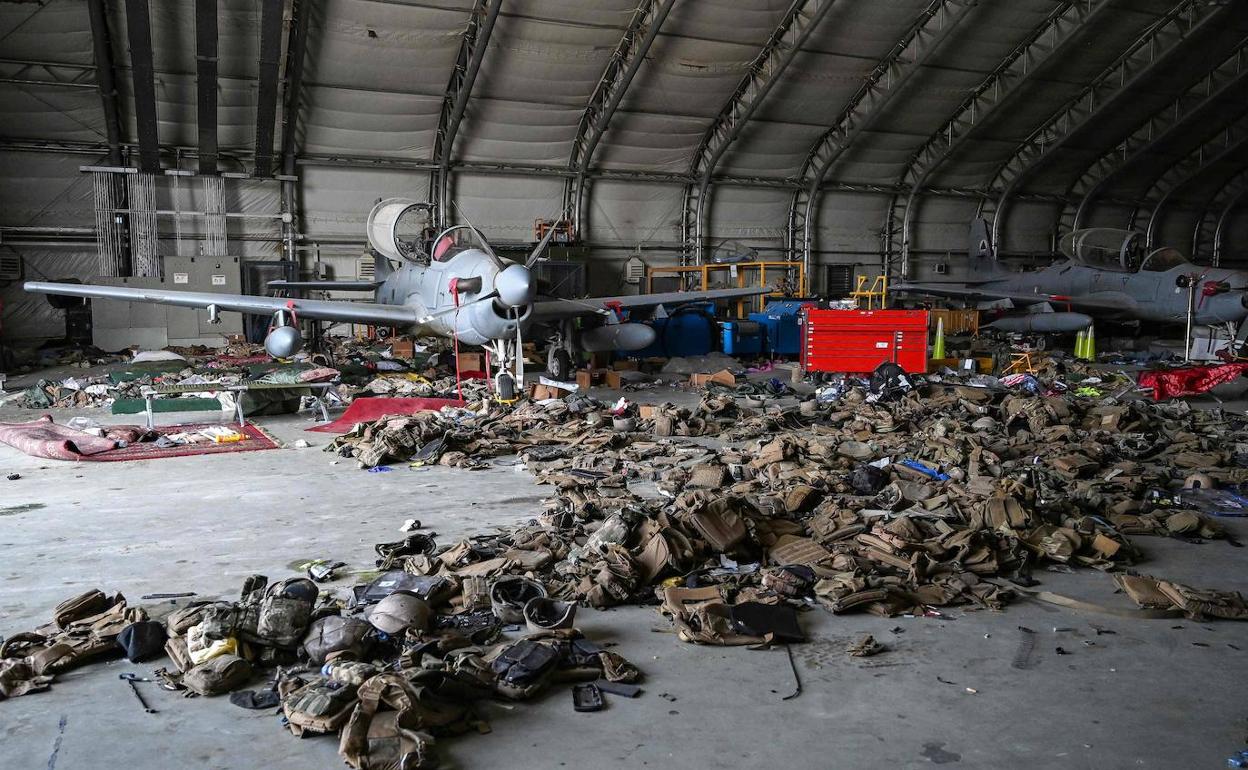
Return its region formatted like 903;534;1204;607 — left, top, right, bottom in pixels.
268;280;382;291
531;287;769;321
894;281;1138;315
23;281;417;326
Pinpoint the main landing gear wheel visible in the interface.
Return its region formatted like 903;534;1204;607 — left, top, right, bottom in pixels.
547;348;572;381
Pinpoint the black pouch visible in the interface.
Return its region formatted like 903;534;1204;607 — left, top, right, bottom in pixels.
729;602;804;643
117;621;168;663
351;571;454;608
851;463;889;494
491;640;559;699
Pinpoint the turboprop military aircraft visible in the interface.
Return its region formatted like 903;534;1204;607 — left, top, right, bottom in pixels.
894;224;1248;338
24;198;768;399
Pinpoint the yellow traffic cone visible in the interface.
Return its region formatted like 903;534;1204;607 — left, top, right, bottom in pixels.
1084;324;1095;361
1074;329;1086;360
932;317;946;360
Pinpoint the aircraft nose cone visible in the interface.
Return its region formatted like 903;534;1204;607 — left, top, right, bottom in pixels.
496;264;535;307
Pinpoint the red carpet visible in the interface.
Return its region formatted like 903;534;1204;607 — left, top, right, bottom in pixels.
79;423;280;462
306;397;466;433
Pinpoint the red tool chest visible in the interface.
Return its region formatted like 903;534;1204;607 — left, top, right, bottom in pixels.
801;309;930;374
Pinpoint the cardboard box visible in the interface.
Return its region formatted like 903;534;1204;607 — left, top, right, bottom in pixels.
390;339;414;359
458;352;484;372
612;360;638;371
576;369;603;390
529;383;571;400
638;404;658;419
604;370;622;389
690;369;737;388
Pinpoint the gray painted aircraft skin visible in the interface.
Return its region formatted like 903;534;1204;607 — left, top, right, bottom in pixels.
24;206;765;386
895;227;1248;328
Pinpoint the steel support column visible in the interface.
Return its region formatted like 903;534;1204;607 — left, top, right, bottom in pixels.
279;0;310;261
195;0;219;175
683;0;835;265
789;0;979;276
430;0;503;230
252;0;285;177
86;0;128;275
123;0;160;172
564;0;675;242
1192;168;1248;262
1214;186;1248;266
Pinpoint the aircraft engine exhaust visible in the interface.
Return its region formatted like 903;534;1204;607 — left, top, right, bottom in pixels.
985;312;1093;334
265;324;303;358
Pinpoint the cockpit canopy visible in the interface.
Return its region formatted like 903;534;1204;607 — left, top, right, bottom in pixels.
1058;229;1191;273
430;225;493;262
1138;246;1187;272
1058;228;1145;272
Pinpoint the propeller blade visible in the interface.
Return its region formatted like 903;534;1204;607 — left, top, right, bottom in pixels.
474;225;502;268
525;217;561;268
452;201;505;270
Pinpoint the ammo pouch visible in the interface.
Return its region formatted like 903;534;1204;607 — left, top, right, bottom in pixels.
489;639;560;700
687;498;749;552
634;529;694;585
165;601;223;635
0;658;53;699
659;586;764;646
181;654;252;696
52;590;114;629
339;673;475;769
16;598;144;675
423;650;496;702
325;661;379;687
255;577;318;649
280;675;360;736
165;635;195;674
197;603;245;641
7;635;84;677
302;615;374;664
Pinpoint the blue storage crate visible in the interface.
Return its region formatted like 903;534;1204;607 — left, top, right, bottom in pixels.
748;300;810;356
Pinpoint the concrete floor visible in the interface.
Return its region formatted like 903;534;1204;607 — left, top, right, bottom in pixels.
2;373;1248;769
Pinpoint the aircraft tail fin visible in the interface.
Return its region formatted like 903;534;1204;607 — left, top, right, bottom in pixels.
968;217;998;271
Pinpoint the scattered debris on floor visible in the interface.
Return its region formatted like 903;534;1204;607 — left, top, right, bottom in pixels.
846;634;885;657
318;363;1247;627
4;356;1248;766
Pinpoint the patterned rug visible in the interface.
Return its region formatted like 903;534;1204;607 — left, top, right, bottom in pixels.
79;422;280;462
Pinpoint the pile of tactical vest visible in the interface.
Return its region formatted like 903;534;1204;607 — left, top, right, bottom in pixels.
323;374;1248;629
6;369;1248;767
1;569;643;769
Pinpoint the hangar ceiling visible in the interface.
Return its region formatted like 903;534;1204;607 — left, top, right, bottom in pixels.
3;0;1248;337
